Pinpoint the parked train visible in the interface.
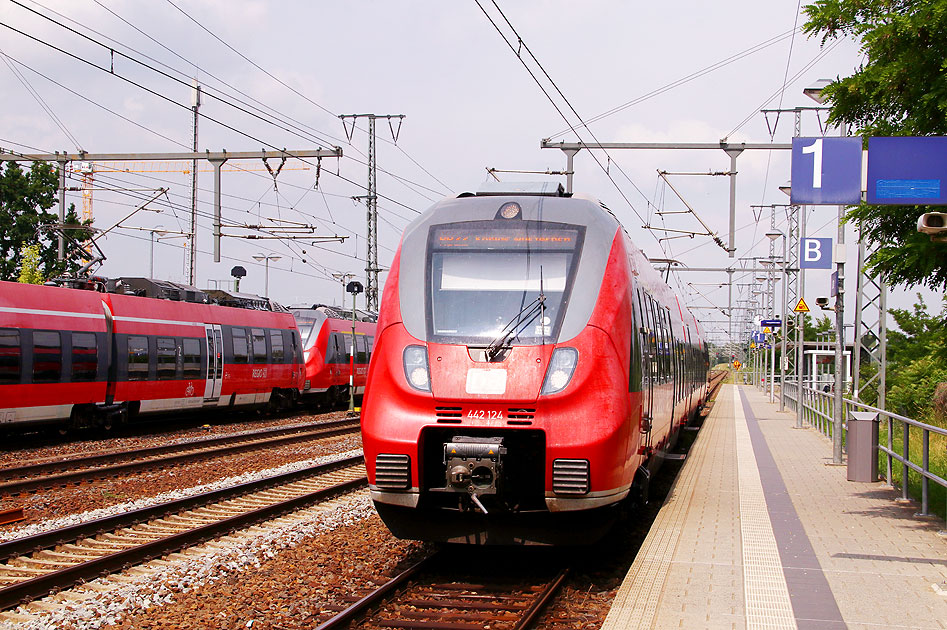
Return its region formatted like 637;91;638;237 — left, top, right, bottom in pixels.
360;183;710;544
0;277;306;431
292;305;377;406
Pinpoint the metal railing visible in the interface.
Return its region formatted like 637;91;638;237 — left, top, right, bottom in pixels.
781;379;946;527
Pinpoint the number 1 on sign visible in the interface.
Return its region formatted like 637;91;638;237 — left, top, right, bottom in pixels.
802;138;823;189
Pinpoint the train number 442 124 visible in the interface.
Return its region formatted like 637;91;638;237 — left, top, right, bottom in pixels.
467;409;504;420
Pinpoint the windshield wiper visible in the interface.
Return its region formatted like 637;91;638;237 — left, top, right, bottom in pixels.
485;294;546;362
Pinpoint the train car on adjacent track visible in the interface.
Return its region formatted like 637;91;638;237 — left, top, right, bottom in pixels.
292;305;377;406
0;277;305;431
360;183;710;544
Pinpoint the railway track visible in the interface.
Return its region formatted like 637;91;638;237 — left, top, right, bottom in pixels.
0;417;360;496
317;552;570;630
0;454;366;612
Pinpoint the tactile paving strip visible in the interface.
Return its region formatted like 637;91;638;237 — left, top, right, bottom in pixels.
733;387;796;630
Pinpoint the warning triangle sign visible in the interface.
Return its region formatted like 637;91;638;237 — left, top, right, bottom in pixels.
794;297;810;313
763;327;772;334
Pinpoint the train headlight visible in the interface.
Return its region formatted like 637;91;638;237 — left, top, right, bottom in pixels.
402;345;431;392
541;347;578;395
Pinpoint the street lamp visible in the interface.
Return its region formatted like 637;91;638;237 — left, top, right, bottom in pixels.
806;79;846;465
251;254;281;298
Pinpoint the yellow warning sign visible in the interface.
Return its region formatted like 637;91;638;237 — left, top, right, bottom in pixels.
763;327;772;334
794;297;810;313
750;342;756;349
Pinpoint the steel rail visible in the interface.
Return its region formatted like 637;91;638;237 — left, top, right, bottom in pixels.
316;556;570;630
314;554;440;630
0;419;359;495
514;567;570;630
0;471;366;611
0;454;363;564
0;418;357;480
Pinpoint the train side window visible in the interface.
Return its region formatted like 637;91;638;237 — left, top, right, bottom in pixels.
291;329;303;364
182;338;202;379
156;337;177;380
270;330;285;363
366;336;375;361
71;332;98;382
0;328;21;384
232;327;249;363
251;328;266;364
629;291;642;392
32;330;62;383
127;335;149;381
356;335;368;364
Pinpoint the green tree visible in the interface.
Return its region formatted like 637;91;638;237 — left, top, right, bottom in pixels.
0;160;93;281
803;0;947;289
17;244;44;284
884;295;947;420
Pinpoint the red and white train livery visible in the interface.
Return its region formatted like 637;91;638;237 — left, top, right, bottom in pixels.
0;278;305;431
293;306;376;405
361;185;710;544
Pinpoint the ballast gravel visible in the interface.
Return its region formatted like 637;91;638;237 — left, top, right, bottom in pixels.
0;432;362;531
0;449;364;544
0;495;426;630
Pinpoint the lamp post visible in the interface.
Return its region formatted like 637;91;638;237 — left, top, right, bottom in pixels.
345;280;364;413
767;231;788;409
806;79;846;464
252;254;281;298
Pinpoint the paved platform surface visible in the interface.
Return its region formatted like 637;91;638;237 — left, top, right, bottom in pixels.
603;384;947;630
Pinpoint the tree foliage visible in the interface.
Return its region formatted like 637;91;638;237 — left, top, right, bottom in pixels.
0;161;93;281
17;244;44;284
884;294;947;421
803;0;947;289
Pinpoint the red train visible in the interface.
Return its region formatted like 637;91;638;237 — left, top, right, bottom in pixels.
292;305;376;406
0;277;305;431
361;184;710;544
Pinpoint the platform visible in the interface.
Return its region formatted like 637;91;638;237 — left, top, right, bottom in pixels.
603;384;947;630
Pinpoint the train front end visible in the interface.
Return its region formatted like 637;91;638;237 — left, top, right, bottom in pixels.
362;187;639;544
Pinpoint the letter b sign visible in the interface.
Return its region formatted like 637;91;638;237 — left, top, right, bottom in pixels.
800;238;832;269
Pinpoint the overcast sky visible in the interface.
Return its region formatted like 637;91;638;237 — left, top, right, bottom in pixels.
1;0;931;344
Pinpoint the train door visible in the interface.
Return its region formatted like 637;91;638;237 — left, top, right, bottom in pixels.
638;290;654;452
204;324;223;400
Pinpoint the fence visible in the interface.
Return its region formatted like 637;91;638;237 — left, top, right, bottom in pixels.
783;379;947;527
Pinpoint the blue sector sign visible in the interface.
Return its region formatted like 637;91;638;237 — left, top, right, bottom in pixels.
867;137;947;205
790;137;863;205
800;237;833;269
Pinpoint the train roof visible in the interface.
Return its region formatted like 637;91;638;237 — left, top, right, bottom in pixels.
44;276;287;312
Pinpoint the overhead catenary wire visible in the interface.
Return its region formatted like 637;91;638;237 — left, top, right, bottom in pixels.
473;0;662;253
546;26;803;141
2;3;433;213
0;46;82;151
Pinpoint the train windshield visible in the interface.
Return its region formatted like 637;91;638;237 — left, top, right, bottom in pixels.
427;221;584;345
290;310;325;350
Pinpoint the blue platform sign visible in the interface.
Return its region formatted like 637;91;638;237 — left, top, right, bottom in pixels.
790;137;863;205
867;137;947;205
800;237;833;269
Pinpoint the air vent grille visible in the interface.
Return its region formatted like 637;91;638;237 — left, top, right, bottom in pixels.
375;454;411;490
435;406;462;418
552;459;589;495
507;408;535;425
